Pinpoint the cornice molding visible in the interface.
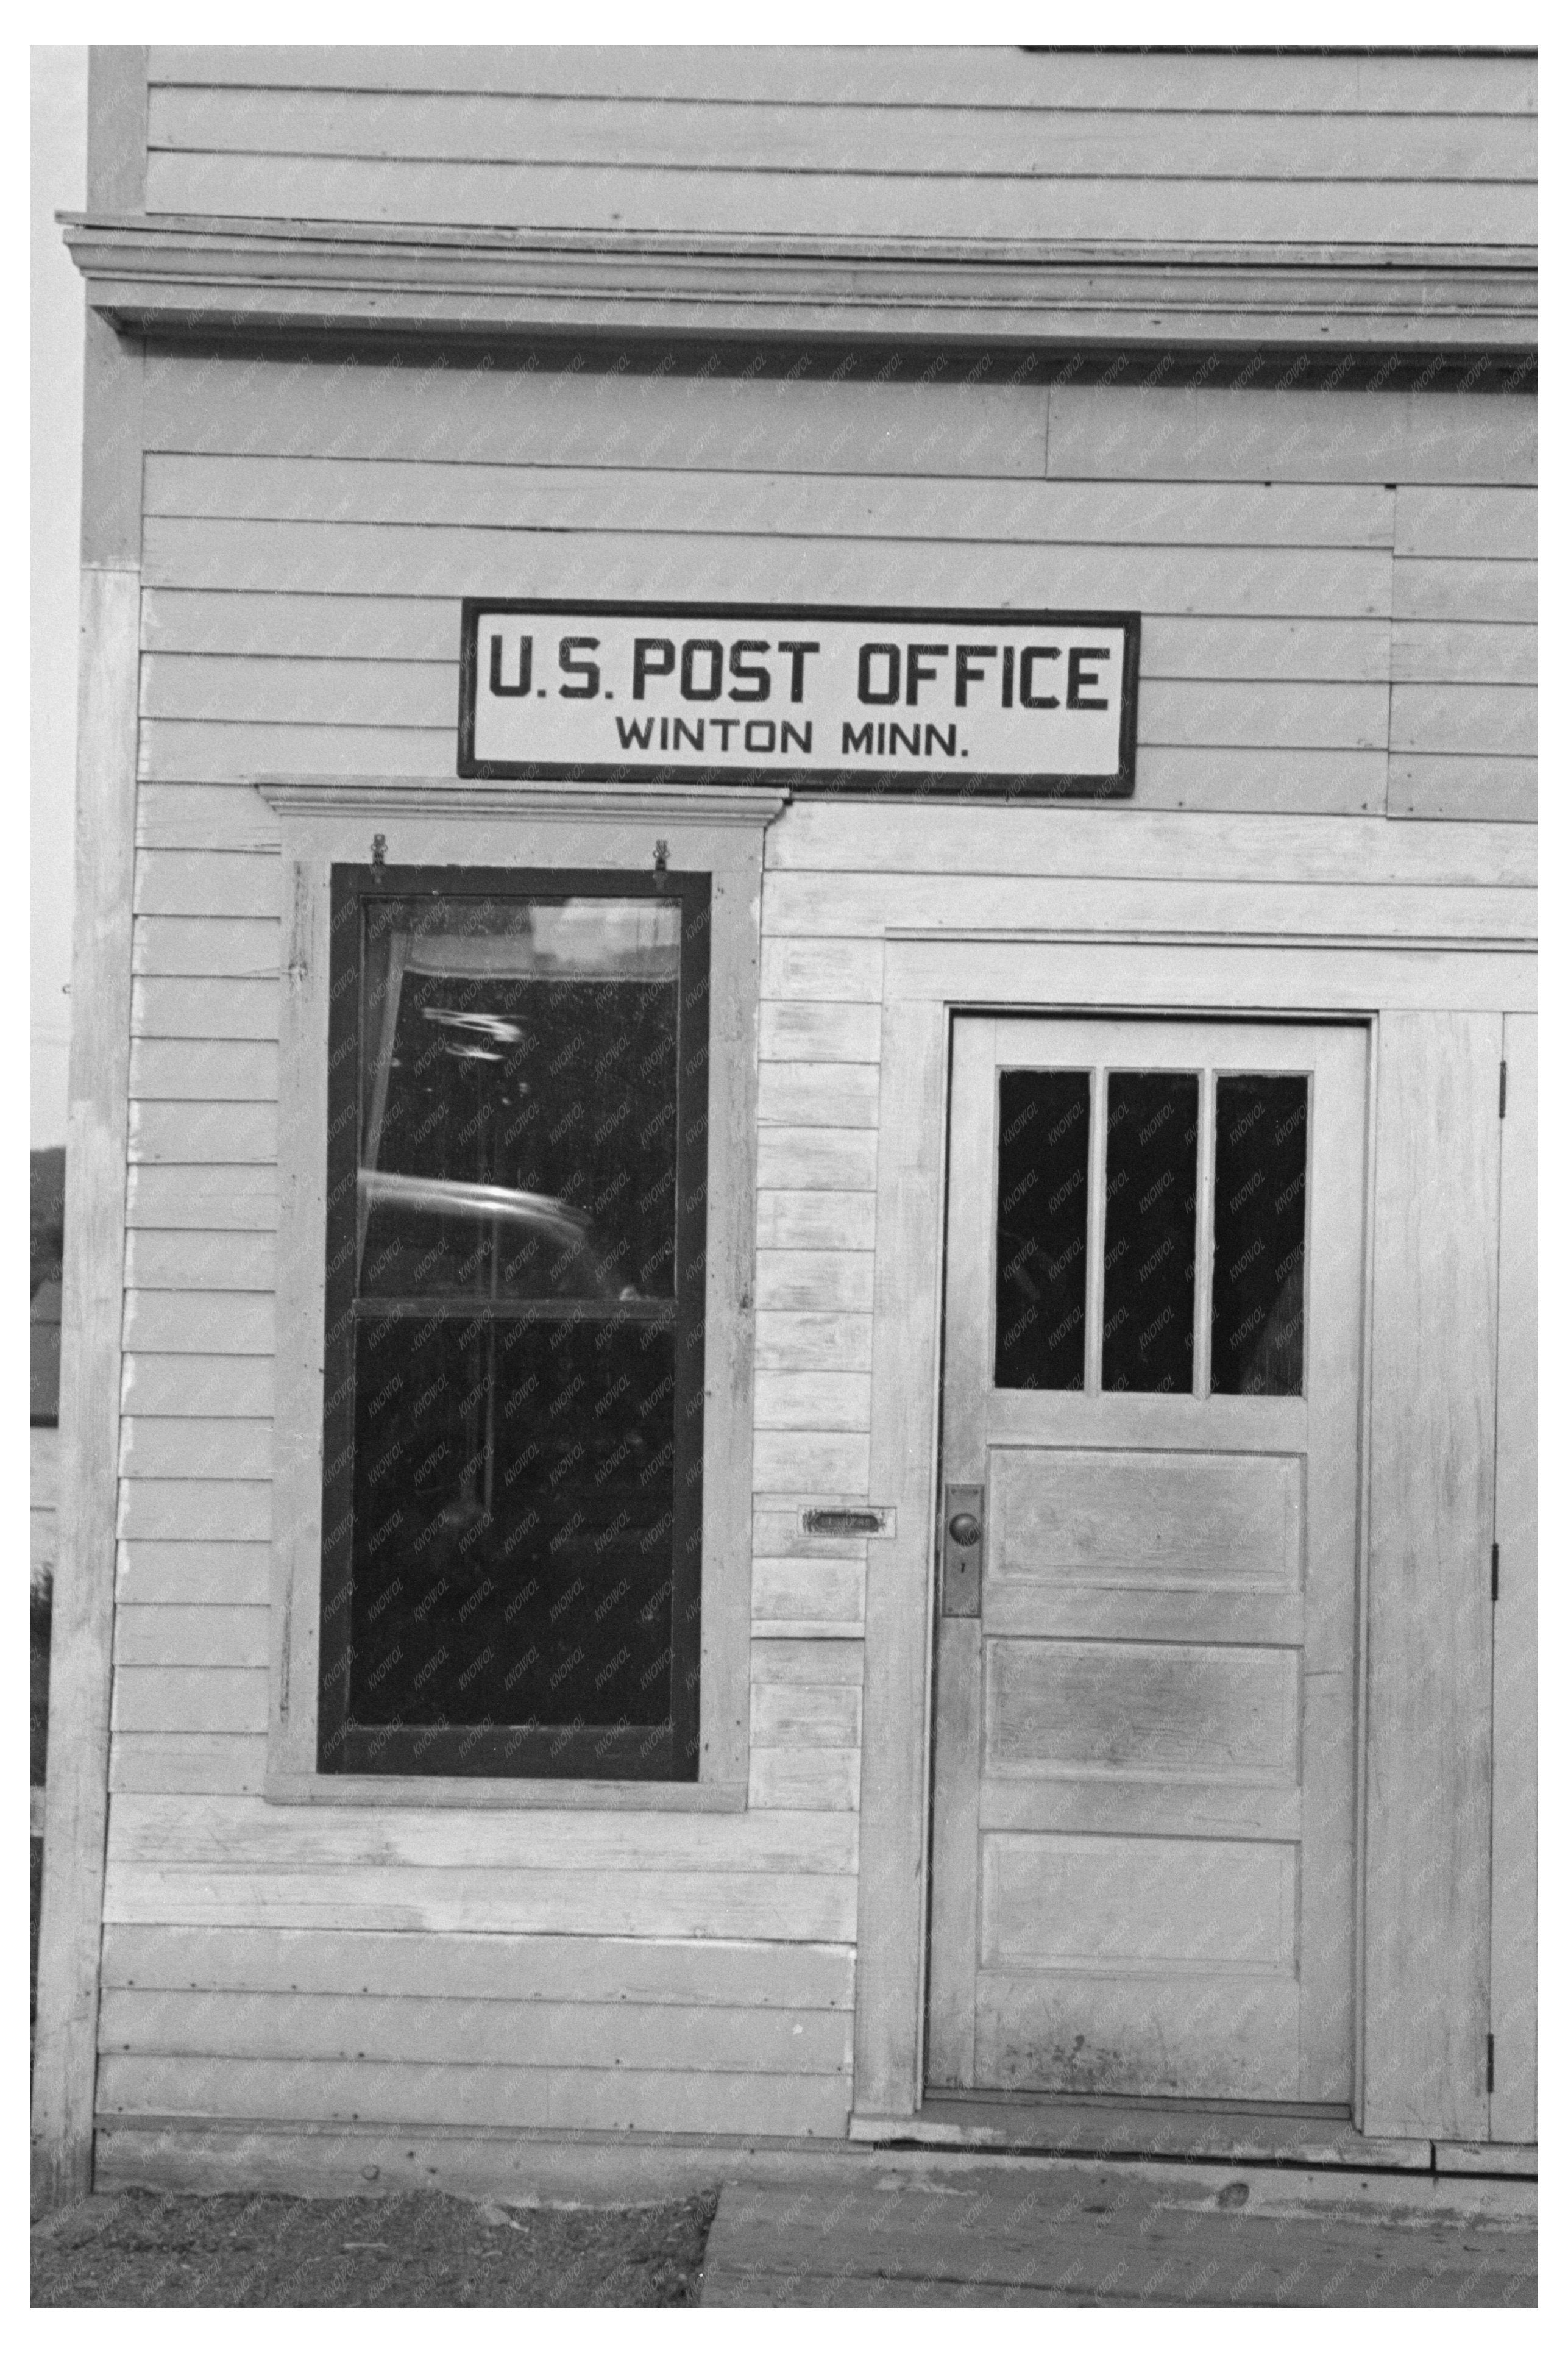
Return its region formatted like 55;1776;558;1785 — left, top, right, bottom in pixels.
255;776;792;824
62;213;1538;355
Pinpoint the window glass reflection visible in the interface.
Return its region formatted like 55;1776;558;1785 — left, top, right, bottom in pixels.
357;899;681;1301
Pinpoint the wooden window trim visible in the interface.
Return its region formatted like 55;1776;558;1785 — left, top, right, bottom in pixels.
260;794;777;1811
316;863;709;1784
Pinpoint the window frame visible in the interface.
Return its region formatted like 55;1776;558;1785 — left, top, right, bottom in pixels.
316;863;710;1782
261;794;774;1812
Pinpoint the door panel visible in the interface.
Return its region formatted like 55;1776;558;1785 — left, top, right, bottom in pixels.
928;1015;1367;2107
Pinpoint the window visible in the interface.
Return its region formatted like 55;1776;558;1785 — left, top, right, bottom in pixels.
995;1062;1309;1398
318;867;710;1779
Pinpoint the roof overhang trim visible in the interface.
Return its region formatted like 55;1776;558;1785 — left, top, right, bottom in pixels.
62;213;1538;356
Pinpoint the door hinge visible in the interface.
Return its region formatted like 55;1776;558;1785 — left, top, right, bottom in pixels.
1500;1059;1508;1117
1486;2034;1495;2095
1492;1542;1500;1603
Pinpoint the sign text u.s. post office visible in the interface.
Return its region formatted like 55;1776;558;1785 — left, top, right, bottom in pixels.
459;601;1140;797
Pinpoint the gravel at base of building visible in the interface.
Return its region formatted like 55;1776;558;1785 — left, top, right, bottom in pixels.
31;2187;718;2307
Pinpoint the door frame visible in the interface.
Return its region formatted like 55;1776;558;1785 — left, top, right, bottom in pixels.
850;928;1522;2135
928;1012;1367;2109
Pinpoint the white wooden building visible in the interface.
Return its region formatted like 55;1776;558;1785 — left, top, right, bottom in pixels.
34;44;1536;2207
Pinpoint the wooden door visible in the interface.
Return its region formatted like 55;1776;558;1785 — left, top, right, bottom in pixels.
928;1016;1367;2105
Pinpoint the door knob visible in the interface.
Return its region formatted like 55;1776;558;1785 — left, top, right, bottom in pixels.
948;1512;982;1548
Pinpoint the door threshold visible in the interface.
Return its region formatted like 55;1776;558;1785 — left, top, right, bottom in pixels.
851;2095;1433;2173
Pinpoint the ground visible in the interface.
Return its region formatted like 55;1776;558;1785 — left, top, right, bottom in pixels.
31;2188;718;2307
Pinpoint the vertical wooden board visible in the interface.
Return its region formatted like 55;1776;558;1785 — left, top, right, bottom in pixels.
1363;1013;1499;2140
33;554;143;2210
925;1620;981;2089
1490;1016;1536;2142
854;999;948;2117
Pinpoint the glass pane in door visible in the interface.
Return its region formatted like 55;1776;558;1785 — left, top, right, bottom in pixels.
1101;1070;1199;1394
1211;1073;1310;1395
994;1069;1091;1390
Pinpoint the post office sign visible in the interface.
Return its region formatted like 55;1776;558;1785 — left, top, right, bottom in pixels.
459;600;1139;797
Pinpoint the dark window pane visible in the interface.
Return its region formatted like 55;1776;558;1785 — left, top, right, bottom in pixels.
994;1070;1091;1389
347;1314;678;1729
319;874;709;1781
1102;1071;1199;1395
358;898;681;1302
1211;1075;1308;1396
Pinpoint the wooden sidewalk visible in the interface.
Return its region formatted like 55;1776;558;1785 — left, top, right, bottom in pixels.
700;2158;1538;2307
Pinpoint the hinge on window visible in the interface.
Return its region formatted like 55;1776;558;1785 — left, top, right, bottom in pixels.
1487;2034;1495;2095
1492;1542;1500;1603
1500;1059;1508;1117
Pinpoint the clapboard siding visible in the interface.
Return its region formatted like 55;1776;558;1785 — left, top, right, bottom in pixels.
140;730;1399;814
754;1251;876;1314
750;1750;862;1811
116;1604;271;1668
132;987;279;1063
101;1924;856;2007
147;87;1538;183
121;1356;273;1417
1048;388;1538;485
1391;623;1536;684
143;459;1398;544
133;848;278;917
754;1373;873;1434
142;155;1533;245
125;1165;278;1230
143;596;1397;683
111;1793;856;1875
751;1562;865;1631
116;1541;272;1604
114;1665;269;1733
141;655;1393;752
127;1105;277;1164
1389;758;1536;825
117;1483;272;1543
141;358;1052;482
127;1042;278;1101
764;806;1536;886
140;525;1395;613
110;1735;268;1795
119;1422;272;1482
141;359;1538;491
755;1315;875;1372
101;1869;859;1942
132;917;280;979
140;44;1535;271
757;875;1532;942
98;2056;850;2137
1388;487;1537;818
122;1234;277;1292
1394;560;1536;623
122;1294;274;1354
754;1433;872;1497
99;1988;852;2074
149;48;1538;114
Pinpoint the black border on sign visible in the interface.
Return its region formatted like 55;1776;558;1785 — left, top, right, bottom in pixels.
456;598;1141;797
318;863;711;1782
